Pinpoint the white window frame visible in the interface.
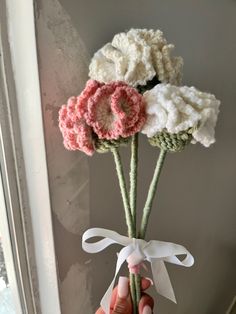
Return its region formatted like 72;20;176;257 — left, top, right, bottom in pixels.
0;170;22;313
0;0;61;313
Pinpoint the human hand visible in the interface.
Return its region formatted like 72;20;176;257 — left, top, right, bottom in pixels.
96;276;154;314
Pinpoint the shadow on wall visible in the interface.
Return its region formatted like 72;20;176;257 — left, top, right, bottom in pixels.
35;0;93;313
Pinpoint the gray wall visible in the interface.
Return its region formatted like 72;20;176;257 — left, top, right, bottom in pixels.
37;0;236;313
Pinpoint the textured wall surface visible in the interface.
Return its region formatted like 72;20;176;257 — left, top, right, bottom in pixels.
36;0;236;313
35;0;93;313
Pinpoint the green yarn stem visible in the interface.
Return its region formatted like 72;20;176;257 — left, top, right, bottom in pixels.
134;274;141;305
112;148;135;238
129;133;138;235
112;148;137;312
129;134;140;313
130;274;137;314
139;149;167;239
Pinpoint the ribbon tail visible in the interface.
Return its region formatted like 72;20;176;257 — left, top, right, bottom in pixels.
101;245;134;314
151;259;177;303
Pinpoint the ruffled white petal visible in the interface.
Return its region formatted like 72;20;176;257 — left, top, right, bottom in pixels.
142;84;220;147
89;29;183;87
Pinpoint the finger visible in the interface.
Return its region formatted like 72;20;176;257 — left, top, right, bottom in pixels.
141;278;152;291
95;307;105;314
141;305;153;314
139;293;154;314
95;286;118;313
110;286;118;309
108;277;152;310
95;287;118;313
96;277;153;313
112;277;132;314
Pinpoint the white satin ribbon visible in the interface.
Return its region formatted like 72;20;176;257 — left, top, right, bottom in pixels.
82;228;194;314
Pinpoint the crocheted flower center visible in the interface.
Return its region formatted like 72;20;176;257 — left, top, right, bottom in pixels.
96;96;116;131
119;97;131;116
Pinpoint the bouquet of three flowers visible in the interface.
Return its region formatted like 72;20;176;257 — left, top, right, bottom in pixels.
58;29;220;313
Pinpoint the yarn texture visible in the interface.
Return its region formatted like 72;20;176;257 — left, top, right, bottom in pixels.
149;130;193;152
86;81;146;139
89;29;183;87
58;96;95;156
141;83;220;147
95;137;130;153
59;80;146;155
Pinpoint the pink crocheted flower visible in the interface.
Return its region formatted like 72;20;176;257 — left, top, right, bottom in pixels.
59;100;91;155
59;80;146;155
59;80;103;155
86;81;146;139
77;80;103;118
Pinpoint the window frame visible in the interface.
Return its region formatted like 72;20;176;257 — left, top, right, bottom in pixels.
0;0;61;313
0;169;24;314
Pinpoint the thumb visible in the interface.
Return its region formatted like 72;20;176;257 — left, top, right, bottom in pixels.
112;277;132;314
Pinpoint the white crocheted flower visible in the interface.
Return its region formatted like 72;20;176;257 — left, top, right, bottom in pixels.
141;84;220;147
89;29;183;87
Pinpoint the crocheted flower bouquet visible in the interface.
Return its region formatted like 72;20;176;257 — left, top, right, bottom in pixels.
58;29;220;313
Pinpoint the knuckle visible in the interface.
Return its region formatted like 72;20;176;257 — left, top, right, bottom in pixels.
112;300;129;314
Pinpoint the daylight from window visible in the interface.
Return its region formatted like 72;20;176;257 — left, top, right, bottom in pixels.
0;232;15;314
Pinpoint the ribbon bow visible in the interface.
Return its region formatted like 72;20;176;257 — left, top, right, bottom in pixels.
82;228;194;314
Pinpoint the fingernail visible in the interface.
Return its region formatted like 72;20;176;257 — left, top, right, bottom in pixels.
142;305;152;314
145;277;154;285
117;276;129;299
